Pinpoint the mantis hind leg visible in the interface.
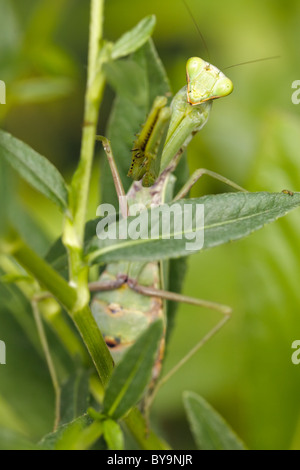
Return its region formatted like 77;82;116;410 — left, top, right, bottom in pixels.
128;278;231;412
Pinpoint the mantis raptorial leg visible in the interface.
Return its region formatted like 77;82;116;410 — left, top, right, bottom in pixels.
128;96;171;187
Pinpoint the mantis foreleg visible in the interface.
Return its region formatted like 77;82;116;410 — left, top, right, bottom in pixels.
128;96;171;187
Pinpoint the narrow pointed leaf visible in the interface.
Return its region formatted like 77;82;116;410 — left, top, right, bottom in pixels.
103;419;124;450
111;15;156;60
59;370;90;426
103;320;163;419
39;415;104;450
183;391;246;450
0;129;69;211
55;420;103;450
86;192;300;265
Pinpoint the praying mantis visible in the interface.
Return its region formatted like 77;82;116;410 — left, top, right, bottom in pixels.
91;55;246;403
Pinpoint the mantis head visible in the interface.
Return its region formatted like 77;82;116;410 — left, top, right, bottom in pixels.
186;57;233;105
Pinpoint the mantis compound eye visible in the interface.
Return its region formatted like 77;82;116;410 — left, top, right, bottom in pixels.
211;76;234;100
186;57;206;79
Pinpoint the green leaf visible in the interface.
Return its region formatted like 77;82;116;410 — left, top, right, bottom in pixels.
103;419;124;450
0;129;69;212
0;428;38;450
86;192;300;265
0;274;41;352
39;415;105;450
101;39;171;208
28;44;77;77
38;415;102;450
55;420;104;450
123;407;171;450
0;0;20;56
111;15;156;60
59;370;90;426
24;0;69;46
53;420;86;450
45;236;68;278
0;273;33;284
183;391;246;450
0;292;55;438
11;77;74;103
10;202;52;256
45;218;100;278
103;320;163;419
0;160;10;237
0;395;29;436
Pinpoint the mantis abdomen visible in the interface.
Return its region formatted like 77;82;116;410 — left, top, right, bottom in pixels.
91;260;165;381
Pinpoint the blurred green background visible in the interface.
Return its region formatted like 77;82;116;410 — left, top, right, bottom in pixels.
1;0;300;450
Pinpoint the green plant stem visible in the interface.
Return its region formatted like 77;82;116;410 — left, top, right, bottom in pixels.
0;254;90;365
64;0;106;276
123;408;171;450
11;239;77;309
10;238;114;386
46;0;114;386
61;1;110;380
71;0;105;240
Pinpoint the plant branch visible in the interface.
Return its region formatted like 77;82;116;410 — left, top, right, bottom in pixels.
65;0;107;258
9;237;114;386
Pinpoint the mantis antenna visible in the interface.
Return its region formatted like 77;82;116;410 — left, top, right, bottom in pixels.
182;0;211;62
182;0;279;71
224;55;281;70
